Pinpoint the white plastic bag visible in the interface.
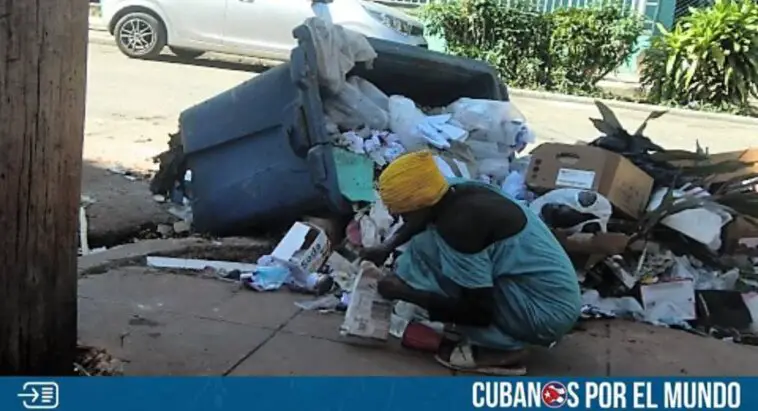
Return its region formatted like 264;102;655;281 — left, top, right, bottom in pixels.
529;188;612;233
388;96;461;151
324;82;389;130
447;98;535;149
501;170;527;200
348;76;389;111
358;196;395;247
478;158;511;183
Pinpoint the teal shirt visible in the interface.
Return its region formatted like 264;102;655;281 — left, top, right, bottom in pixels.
395;179;581;349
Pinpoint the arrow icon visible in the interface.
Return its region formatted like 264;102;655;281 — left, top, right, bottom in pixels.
18;387;40;402
18;382;59;409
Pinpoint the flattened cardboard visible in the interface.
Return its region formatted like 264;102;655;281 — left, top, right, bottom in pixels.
672;148;758;184
527;143;654;218
340;262;392;344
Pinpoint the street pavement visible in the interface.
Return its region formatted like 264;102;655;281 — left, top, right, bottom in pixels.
84;34;758;176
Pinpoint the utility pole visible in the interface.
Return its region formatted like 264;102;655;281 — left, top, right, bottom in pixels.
0;0;88;374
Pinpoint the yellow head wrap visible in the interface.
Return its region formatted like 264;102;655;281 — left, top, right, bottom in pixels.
378;150;449;214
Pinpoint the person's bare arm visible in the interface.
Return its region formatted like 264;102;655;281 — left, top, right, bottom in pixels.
360;210;430;264
383;211;430;250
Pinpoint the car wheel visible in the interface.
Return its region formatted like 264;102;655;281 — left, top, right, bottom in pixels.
114;12;166;59
169;47;204;59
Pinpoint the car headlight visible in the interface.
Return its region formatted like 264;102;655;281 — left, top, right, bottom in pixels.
364;8;416;36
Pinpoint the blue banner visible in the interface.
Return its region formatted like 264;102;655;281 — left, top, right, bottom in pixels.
0;377;754;411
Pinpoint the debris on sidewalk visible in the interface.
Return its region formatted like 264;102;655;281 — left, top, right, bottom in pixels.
75;345;123;376
142;17;758;354
78;194;103;256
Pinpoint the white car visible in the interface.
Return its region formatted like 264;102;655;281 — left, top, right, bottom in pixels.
100;0;427;60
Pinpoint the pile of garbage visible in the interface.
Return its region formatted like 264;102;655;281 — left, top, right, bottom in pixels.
75;344;123;376
148;18;758;348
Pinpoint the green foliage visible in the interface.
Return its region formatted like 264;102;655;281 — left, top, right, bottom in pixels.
640;0;758;112
422;0;644;93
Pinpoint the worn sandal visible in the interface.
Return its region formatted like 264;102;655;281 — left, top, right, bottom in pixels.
435;343;528;376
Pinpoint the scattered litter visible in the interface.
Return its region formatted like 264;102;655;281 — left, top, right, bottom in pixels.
107;165;139;181
271;222;331;275
581;290;643;320
295;294;342;311
640;280;696;326
141;19;758;356
172;220;191;235
647;185;732;250
167;205;193;223
243;265;291;291
79;206;90;256
156;224;173;238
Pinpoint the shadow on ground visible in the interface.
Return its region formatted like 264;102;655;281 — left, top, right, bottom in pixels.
151;53;275;74
81;160;174;247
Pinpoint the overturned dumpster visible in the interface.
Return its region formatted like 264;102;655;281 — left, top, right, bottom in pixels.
171;18;509;235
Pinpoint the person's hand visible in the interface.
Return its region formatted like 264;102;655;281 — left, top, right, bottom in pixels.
359;245;391;266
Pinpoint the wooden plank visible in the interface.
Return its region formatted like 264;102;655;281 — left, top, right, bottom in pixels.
0;0;88;375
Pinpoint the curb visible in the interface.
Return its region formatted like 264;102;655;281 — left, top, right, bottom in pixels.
509;88;758;126
78;236;273;276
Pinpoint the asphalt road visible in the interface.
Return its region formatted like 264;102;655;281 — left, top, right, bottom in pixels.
84;41;257;171
85;36;758;174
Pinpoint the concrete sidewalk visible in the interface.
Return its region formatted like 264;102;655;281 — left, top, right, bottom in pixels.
77;240;758;376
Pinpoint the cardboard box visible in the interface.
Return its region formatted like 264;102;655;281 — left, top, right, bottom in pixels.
271;222;331;274
340;261;392;344
527;143;654;218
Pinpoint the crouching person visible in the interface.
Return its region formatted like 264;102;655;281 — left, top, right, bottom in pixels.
361;151;581;375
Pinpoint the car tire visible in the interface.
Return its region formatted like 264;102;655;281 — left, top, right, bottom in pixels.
114;12;167;59
169;47;204;59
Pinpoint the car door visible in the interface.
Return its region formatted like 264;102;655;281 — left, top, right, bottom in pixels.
159;0;227;48
223;0;316;59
